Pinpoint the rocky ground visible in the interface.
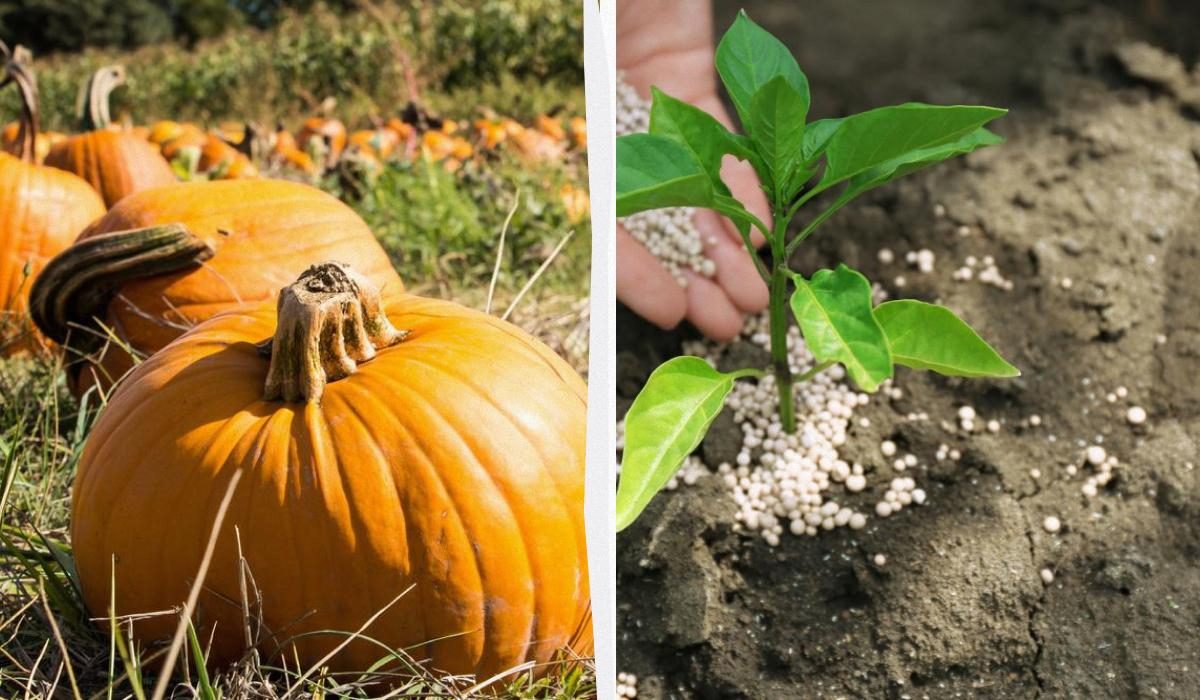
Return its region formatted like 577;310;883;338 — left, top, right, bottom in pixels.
616;1;1200;697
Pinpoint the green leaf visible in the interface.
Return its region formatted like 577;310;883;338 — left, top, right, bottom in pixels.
617;357;757;531
747;75;808;197
820;103;1006;188
616;133;714;216
716;10;810;131
801;117;842;164
874;300;1020;378
792;128;1003;246
847;126;1002;195
649;87;751;187
187;620;219;700
790;265;893;392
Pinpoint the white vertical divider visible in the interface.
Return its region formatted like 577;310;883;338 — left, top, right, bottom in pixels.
582;0;615;696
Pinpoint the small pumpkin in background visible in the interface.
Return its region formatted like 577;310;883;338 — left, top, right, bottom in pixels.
297;115;347;168
45;66;175;207
569;116;587;150
271;122;317;175
1;120;62;162
159;128;206;165
71;261;591;681
511;127;566;163
535;113;566;141
348;127;399;161
197;132;258;179
0;44;106;355
384;116;414;143
147;119;198;147
31;178;402;393
475;118;507;149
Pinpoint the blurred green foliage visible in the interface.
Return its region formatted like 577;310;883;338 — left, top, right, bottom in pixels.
0;1;583;129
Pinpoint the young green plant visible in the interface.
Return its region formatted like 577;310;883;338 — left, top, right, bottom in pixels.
616;11;1019;531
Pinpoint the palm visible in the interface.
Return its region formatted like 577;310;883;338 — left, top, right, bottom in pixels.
616;0;769;340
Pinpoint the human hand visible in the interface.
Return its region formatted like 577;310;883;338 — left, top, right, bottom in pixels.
616;0;770;341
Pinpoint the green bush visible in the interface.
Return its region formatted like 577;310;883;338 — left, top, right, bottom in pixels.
0;1;583;129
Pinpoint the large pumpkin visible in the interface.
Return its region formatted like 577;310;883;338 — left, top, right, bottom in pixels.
44;66;175;207
71;262;591;681
30;179;402;392
0;46;106;355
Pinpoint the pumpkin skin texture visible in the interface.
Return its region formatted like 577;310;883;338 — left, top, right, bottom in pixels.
0;50;107;355
71;264;590;680
31;178;403;393
44;66;175;207
0;153;106;354
46;127;176;208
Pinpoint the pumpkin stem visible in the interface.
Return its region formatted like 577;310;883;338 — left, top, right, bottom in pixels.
260;261;407;403
29;224;214;357
1;43;39;163
78;65;125;131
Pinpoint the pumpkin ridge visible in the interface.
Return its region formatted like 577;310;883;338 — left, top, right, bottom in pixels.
337;377;498;657
299;400;409;666
72;357;262;537
362;371;544;669
318;385;456;668
379;349;582;542
368;356;583;661
393;301;586;405
377;300;583;405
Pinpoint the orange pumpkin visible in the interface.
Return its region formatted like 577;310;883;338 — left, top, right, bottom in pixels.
536;114;566;141
560;183;590;224
148;119;197;146
71;261;591;680
271;125;317;175
384;117;414;142
160;129;207;162
2;120;54;162
348;128;400;160
30;179;402;392
197;133;244;174
297;116;347;166
511;128;566;163
569;116;587;150
45;66;175;207
421;130;456;160
0;46;106;355
475;118;507;149
213;152;258;179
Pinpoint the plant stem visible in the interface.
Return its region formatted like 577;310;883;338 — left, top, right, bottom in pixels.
795;360;833;384
768;212;795;433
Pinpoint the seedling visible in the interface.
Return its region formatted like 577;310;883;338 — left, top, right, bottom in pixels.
616;11;1019;531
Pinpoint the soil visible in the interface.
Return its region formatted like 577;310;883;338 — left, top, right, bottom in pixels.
616;1;1200;697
